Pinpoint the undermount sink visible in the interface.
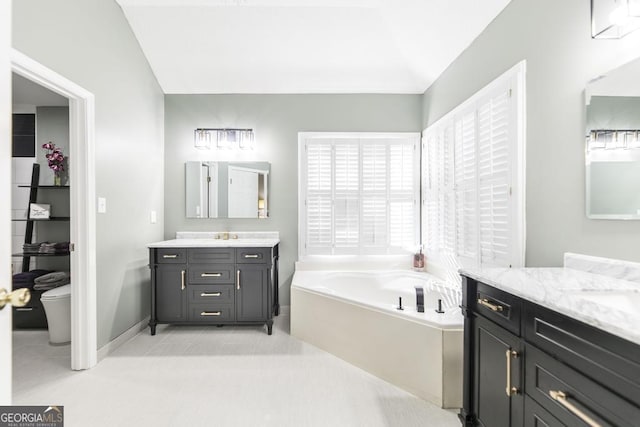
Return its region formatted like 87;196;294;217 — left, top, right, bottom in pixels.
564;289;640;314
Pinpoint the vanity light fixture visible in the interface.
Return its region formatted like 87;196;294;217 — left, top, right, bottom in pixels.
194;128;255;150
592;0;640;39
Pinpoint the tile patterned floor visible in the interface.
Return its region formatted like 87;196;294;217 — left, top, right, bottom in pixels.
13;315;459;426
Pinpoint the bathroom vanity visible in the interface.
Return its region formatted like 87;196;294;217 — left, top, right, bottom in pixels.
147;232;279;335
459;258;640;427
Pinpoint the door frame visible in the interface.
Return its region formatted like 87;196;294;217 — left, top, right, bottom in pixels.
11;49;97;370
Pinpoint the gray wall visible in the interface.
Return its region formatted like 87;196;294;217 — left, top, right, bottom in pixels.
36;106;69;186
35;107;71;272
587;96;640;129
13;0;165;348
422;0;640;266
164;94;422;304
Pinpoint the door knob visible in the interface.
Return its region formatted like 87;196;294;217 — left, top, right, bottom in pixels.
0;288;31;310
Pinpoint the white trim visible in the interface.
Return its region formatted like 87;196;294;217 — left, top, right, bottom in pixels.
97;316;150;361
11;49;97;370
298;132;421;259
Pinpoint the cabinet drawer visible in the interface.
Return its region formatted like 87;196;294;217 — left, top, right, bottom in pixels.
155;248;187;264
188;264;234;284
525;302;640;407
189;304;234;322
188;248;235;264
526;345;640;427
236;248;271;265
524;396;563;427
188;285;234;304
474;282;522;335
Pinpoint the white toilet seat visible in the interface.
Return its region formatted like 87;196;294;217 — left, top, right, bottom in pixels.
41;284;71;301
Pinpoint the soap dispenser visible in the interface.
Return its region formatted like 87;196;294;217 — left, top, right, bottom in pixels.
413;246;425;270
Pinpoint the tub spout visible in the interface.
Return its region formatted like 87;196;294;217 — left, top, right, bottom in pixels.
415;287;424;313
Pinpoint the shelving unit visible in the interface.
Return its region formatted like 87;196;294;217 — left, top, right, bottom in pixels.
11;163;70;328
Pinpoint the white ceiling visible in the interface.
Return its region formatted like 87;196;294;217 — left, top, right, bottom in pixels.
116;0;511;94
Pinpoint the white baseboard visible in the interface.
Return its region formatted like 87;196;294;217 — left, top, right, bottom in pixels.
97;316;150;361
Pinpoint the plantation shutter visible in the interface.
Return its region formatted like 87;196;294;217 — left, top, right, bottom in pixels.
305;141;333;254
477;89;511;267
423;122;454;256
361;141;388;250
422;62;525;275
454;108;478;264
300;133;419;257
334;140;360;253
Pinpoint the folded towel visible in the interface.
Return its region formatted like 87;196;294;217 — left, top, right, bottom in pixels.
12;270;52;289
33;272;70;291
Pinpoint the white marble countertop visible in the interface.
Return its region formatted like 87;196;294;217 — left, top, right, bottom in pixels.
460;267;640;346
148;231;280;248
148;238;279;248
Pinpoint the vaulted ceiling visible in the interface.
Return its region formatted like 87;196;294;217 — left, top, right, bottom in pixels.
116;0;511;94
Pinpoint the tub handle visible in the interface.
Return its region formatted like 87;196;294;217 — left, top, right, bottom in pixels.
478;298;503;312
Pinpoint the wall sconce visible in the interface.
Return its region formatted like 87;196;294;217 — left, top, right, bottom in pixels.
194;128;255;150
592;0;640;39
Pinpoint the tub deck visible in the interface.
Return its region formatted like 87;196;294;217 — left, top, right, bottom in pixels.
291;269;463;408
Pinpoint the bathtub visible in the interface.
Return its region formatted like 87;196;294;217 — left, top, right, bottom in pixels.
290;268;463;408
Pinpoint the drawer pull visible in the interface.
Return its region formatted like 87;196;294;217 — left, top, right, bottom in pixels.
200;311;222;317
478;298;504;312
244;254;259;259
15;307;34;312
162;254;178;259
201;273;222;277
549;390;601;427
200;292;222;297
505;349;519;397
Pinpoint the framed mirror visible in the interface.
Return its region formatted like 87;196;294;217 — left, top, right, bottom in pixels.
585;56;640;219
186;161;270;219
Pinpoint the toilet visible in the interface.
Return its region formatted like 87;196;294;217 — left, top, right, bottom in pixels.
40;284;71;345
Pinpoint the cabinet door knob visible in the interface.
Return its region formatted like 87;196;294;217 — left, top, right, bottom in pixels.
505;349;519;397
0;288;31;309
549;390;601;427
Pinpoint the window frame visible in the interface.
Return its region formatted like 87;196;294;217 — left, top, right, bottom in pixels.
298;132;421;260
421;61;526;280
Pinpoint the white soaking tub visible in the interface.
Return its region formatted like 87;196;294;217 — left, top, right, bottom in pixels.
291;267;463;408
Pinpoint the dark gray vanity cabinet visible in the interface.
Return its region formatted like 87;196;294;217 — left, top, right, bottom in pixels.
149;245;277;335
460;275;640;427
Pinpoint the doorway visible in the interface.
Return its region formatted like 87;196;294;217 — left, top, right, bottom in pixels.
10;49;97;372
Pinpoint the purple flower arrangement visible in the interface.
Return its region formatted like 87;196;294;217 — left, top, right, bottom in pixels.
42;142;65;184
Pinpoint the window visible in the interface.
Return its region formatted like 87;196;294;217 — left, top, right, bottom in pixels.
299;132;420;257
422;62;526;280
